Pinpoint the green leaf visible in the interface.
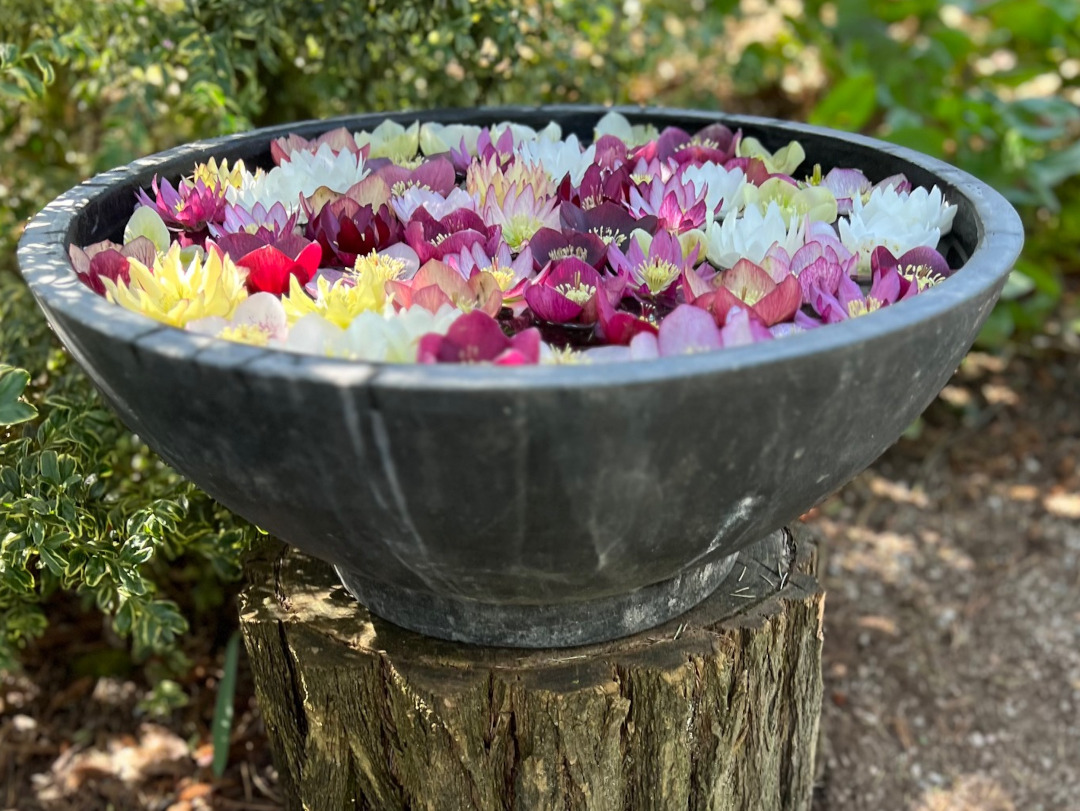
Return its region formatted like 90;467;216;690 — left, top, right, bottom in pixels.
809;71;878;132
212;632;241;778
0;367;37;426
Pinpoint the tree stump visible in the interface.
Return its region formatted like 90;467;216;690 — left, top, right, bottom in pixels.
239;524;824;811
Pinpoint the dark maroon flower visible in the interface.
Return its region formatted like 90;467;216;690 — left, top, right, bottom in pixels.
528;228;608;271
305;199;402;267
403;208;497;264
372;157;457;197
870;246;952;299
560;202;657;254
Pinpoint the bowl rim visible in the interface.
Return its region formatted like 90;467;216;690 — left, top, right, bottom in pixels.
17;104;1025;392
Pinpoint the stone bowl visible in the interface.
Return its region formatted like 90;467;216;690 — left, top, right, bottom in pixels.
17;106;1023;647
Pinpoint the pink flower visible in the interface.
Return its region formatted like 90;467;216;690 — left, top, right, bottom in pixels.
418;310;541;365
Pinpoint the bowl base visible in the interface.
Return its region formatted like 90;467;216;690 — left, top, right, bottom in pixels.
333;539;760;648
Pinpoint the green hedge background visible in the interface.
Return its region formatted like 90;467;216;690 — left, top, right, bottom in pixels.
1;0;1077;692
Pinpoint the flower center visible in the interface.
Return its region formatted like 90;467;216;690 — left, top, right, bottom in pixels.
391;179;428;197
641;258;680;295
555;281;596;306
219;323;271;346
548;245;590;262
847;296;884;318
485;267;517;291
504;213;544;250
352;251;406;286
589;226;626;247
899;264;943;291
631;172;653;185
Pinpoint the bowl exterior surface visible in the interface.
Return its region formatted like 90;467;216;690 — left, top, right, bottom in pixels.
18;107;1024;611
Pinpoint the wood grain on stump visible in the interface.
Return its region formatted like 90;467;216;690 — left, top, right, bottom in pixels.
239;524;824;811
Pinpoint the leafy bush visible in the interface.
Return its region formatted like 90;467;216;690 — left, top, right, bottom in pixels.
1;0;1077;672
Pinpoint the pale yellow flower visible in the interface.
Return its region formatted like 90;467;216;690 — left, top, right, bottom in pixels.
192;157;248;190
103;245;248;328
736;137;807;175
741;177;838;226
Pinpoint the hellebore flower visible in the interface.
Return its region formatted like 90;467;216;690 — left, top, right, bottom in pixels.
232;241;322;296
667;124;740;166
305;198;402;267
136;175;227;234
191;158;249;193
354;120;421;164
69;237;156;296
734;137;806;175
839;185;957;269
680;162;748;220
124;206;171;253
741;177;838;227
479;181;560;251
227;143;369;216
102;244;248;328
446;241;534;298
717;306;774;347
208;201;298;241
387;260;503;317
403;207;496;264
805;262;902;324
788;234;859;300
628;172;709;233
524;257;606;325
270;127;362;165
373;157;457;199
466;155;556;207
870;245;952;296
417;310;542;365
340;305;464;362
528;228;608;271
419;122;484;157
689;258;802;327
187;292;289;347
594;283;657;345
516;133;597;186
610;304;739;358
391;186;478;223
705;201;806;269
609;229;700;298
556;162;633;210
560;202;655;250
817;167;871;215
594;111;659;148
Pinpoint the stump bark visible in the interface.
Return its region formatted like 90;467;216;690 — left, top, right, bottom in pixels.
239;524;824;811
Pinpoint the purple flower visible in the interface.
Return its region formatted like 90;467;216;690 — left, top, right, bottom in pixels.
609;230;700;299
136;175;227;234
806;263;902;323
208;201;298;240
871;245;952;297
524;257;607;326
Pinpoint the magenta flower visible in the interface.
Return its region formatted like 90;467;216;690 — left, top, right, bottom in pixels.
556;163;632;210
372;157;457;198
403;208;497;264
69;238;156;296
418;310;541;365
136;176;227;233
528;227;608;271
609;230;700;299
446;241;535;300
595;282;657;345
806;263;902;324
871;245;952;297
789;226;859;300
628;172;708;233
305;199;402;267
524;257;606;326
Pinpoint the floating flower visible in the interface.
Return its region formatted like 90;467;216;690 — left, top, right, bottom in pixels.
838;185;957;268
354;120;421;164
680;163;748;220
136;176;226;234
305;199;402;267
418;122;484;157
560;202;653;250
593;111;658;148
69;238;156;296
403;208;496;264
705;201;806;269
228;143;369;215
209;201;298;241
102;244;248;328
524;257;606;325
192;158;249;191
391;187;478;223
741;177;837;226
124;206;172;253
446;241;534;298
628;173;709;233
805;262;903;324
609;229;700;298
735;137;806;175
527;228;608;271
271;127;362;165
687;258;802;327
187;292;289;346
479;181;560;251
516;134;597;186
340;305;464;362
387;260;503;317
870;245;952;296
417;310;542;365
233;241;322;296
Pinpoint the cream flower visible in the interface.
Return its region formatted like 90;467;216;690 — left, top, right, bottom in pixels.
705;201;806;269
680;163;748;220
516;134;596;186
593;111;659;147
354;120;421;164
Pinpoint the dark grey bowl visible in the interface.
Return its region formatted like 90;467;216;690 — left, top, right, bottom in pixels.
17;106;1023;647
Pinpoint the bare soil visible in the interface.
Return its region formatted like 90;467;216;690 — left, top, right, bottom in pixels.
2;337;1078;811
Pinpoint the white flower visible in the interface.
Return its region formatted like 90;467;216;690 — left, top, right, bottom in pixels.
680;163;748;220
705;201;806;269
838;185;957;268
390;187;478;223
419;122;484;156
354;120;420;163
187;292;288;346
279;305;463;362
226;143;369;216
593;111;658;147
516;133;596;186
